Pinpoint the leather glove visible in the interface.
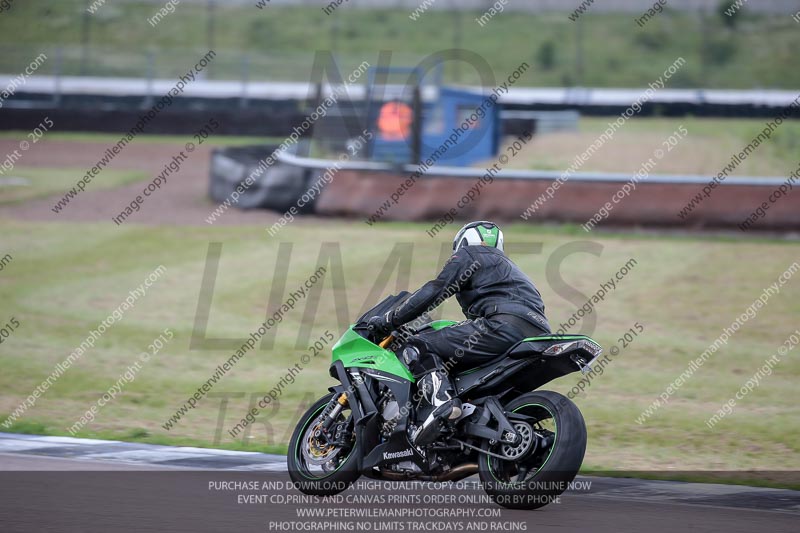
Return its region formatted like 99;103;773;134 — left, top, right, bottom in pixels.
367;311;393;336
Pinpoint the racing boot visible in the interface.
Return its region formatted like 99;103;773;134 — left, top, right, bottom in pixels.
411;369;462;446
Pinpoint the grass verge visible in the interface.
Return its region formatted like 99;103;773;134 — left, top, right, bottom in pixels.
0;167;148;205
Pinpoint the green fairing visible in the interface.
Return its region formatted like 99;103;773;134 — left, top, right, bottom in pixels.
428;322;600;347
522;334;599;342
331;324;600;384
331;326;415;382
428;320;458;330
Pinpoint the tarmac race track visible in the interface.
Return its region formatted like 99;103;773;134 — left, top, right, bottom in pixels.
0;433;797;533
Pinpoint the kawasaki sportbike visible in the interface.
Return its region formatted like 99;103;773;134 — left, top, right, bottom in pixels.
288;293;602;509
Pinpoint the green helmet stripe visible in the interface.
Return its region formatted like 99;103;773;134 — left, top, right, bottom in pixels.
477;226;498;247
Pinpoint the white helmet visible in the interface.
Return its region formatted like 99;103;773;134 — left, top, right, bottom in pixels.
453;221;504;253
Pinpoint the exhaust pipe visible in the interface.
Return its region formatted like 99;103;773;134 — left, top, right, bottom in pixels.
431;463;478;482
378;463;479;482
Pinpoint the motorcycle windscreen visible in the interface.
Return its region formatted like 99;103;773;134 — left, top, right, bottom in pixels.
354;291;411;327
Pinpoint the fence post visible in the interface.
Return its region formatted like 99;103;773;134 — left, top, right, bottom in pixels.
206;0;216;78
144;51;155;109
53;47;63;107
80;0;92;76
239;54;250;109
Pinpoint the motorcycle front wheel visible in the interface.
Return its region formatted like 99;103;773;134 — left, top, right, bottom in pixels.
287;393;361;496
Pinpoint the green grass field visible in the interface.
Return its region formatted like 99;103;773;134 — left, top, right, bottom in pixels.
0;167;147;205
503;117;800;177
0;1;798;88
1;214;798;486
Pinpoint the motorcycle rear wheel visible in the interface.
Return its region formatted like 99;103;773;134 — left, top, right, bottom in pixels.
478;390;587;510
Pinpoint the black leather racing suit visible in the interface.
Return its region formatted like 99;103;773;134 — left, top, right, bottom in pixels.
389;245;550;372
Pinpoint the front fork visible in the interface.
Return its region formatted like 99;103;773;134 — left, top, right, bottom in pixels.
318;392;349;435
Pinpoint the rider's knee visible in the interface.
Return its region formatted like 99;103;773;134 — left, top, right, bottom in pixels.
401;339;443;376
401;345;421;370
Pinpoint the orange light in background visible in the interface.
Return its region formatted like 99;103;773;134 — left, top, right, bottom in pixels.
377;100;413;140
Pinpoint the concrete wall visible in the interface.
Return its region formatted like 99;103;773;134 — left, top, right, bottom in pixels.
315;170;800;231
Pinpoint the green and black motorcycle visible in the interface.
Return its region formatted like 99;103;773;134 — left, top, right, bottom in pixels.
288;293;602;509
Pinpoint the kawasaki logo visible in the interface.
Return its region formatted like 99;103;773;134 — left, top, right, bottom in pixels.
383;449;414;460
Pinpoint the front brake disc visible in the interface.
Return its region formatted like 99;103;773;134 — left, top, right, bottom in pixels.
302;421;343;466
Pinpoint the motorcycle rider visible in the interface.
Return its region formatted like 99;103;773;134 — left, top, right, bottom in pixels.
368;221;550;446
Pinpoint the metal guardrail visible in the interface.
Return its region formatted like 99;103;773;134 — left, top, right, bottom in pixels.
3;75;799;110
276;151;789;187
